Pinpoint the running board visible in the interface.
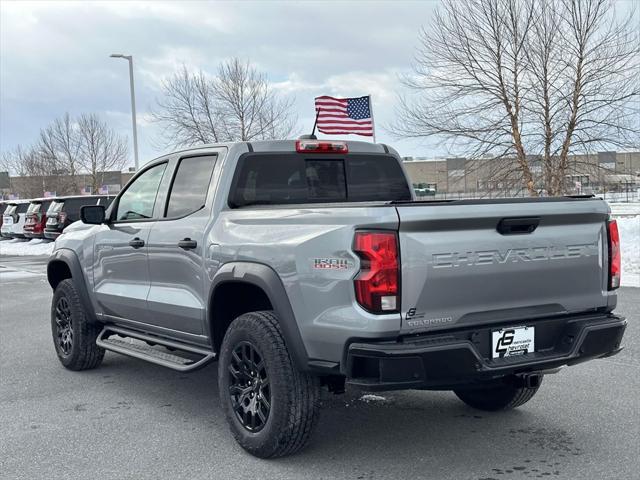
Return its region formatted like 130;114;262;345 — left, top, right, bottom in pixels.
97;325;216;372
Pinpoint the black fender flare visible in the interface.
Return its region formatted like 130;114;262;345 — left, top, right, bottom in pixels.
47;249;98;324
208;262;309;371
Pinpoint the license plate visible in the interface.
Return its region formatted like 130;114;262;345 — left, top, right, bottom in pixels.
492;326;535;359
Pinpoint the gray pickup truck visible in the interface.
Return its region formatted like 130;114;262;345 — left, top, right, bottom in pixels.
47;139;626;458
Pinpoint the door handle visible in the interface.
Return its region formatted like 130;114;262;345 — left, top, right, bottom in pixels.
128;237;145;248
178;238;197;250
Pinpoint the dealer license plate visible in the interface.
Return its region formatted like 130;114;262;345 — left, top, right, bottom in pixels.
492;326;535;359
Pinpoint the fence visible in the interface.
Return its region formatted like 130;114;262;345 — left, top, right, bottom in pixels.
416;188;640;203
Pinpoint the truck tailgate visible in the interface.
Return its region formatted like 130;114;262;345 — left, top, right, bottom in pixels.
396;198;611;334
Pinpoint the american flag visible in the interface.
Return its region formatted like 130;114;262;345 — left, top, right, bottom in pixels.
314;95;373;137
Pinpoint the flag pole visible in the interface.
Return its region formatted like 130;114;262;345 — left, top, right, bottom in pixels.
368;94;376;143
311;108;320;138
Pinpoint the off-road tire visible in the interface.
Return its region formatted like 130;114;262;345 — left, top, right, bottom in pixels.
454;377;542;411
51;279;105;370
218;310;320;458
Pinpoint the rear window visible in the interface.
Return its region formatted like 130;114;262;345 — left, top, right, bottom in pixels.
229;154;411;207
97;196;115;208
27;202;42;215
64;198;99;216
15;203;29;214
48;201;64;214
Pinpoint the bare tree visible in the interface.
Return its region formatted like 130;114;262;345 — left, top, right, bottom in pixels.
0;145;59;198
2;113;129;197
37;112;82;193
153;58;297;147
0;146;28;177
77;113;128;193
391;0;639;196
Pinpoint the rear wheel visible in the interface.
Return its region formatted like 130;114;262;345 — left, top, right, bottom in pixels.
218;311;320;458
51;279;104;370
454;377;542;411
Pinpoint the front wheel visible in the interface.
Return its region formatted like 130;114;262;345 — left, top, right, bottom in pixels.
454;377;543;411
51;279;105;370
218;311;320;458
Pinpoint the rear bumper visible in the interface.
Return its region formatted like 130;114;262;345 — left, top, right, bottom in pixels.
345;312;626;391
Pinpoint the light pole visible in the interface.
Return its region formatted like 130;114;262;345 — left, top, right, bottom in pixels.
110;54;139;170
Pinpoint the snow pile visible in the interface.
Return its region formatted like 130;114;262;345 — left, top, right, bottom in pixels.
0;238;54;256
617;216;640;288
359;394;387;403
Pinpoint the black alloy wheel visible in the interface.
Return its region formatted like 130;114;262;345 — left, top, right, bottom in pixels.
54;296;74;356
228;341;271;432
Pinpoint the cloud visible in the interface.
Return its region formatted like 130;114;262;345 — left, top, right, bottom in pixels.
1;0;440;163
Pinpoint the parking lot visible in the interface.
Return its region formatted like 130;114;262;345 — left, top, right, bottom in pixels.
1;254;638;480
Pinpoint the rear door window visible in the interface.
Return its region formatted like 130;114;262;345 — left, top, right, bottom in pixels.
165;155;217;218
16;203;29;214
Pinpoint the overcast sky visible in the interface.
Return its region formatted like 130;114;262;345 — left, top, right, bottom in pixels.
0;0;452;168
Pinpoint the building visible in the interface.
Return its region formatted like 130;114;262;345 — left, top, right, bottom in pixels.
402;151;640;197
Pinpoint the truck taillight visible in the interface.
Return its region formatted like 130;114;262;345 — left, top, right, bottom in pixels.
353;231;399;313
295;140;348;153
608;219;621;290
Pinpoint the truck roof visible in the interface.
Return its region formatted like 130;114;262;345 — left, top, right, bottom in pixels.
158;139;397;160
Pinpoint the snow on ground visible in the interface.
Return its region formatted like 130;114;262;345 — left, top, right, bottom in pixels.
0;238;55;256
617;215;640;288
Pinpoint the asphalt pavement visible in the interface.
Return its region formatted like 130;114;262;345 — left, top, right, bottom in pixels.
1;254;638;480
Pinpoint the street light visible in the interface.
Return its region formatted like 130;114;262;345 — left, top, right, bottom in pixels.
110;53;139;170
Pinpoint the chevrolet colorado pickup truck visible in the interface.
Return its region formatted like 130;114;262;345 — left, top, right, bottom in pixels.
47;139;626;458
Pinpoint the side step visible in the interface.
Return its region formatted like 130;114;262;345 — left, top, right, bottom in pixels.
96;325;216;372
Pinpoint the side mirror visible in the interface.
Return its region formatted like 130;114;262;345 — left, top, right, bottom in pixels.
80;205;106;225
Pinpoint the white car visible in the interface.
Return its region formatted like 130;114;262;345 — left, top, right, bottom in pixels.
1;200;30;238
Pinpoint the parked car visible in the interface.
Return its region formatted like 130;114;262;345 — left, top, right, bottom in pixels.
47;139;625;458
1;200;30;239
23;198;53;239
44;195;114;240
0;201;6;235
